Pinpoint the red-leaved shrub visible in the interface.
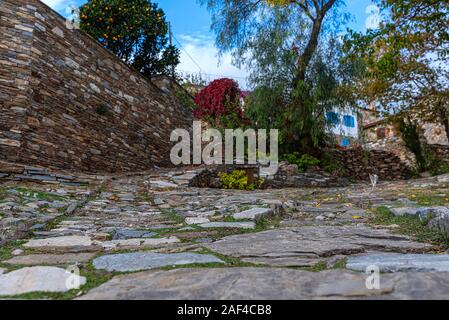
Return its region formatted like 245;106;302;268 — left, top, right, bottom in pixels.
193;78;245;127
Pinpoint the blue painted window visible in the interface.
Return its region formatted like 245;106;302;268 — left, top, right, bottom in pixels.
326;112;339;125
341;138;350;147
343;115;355;128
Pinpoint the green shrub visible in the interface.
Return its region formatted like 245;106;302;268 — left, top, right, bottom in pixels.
395;117;426;171
281;153;320;172
428;158;449;176
218;170;264;191
175;90;196;110
320;152;346;175
96;104;109;115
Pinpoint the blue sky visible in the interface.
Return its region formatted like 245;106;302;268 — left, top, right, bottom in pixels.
43;0;377;87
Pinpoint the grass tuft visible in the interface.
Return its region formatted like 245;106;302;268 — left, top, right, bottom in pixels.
369;206;449;249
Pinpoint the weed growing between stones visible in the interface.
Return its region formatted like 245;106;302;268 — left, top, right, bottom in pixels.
0;240;26;269
160;208;185;225
331;258;348;269
411;194;449;206
299;261;328;272
369;207;449;249
11;187;66;202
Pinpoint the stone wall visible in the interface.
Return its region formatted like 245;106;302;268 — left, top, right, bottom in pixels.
333;148;414;181
363;136;418;170
0;0;194;173
421;122;449;146
427;145;449;163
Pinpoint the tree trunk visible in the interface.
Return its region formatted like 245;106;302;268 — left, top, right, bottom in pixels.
293;16;324;86
288;0;337;152
442;109;449;144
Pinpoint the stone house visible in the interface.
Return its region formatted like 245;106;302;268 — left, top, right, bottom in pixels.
326;108;359;147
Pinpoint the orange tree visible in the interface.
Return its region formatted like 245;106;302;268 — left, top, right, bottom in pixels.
80;0;179;77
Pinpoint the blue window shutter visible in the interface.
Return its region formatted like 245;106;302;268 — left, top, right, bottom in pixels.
343;115;355;128
326;112;339;125
341;138;350;147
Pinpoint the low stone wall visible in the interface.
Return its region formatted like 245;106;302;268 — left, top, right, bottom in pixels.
333;148;414;181
427;144;449;163
0;161;91;186
0;0;194;173
363;137;417;170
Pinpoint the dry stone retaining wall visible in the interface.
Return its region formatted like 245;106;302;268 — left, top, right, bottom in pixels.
333;148;414;181
427;145;449;163
0;0;194;173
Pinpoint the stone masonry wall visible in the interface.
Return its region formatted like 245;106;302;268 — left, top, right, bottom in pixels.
333;148;413;181
0;0;33;161
0;0;194;173
427;144;449;163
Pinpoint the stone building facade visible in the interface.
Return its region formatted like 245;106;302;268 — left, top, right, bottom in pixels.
0;0;194;173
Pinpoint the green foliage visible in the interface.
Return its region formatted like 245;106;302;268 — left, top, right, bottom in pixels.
200;0;351;153
80;0;179;77
370;207;449;247
218;170;264;191
344;0;449;132
425;153;449;177
175;90;196;111
96;104;109;115
281;153;320;172
394;116;449;176
320;152;346;175
395;117;425;170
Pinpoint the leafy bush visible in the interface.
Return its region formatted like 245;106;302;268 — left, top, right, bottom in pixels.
320;152;346;175
281;153;320;172
193;78;248;129
426;155;449;176
176;90;196;110
96;104;109;115
219;170;264;191
395;117;426;171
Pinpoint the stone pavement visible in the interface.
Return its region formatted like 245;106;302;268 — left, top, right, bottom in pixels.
1;169;449;299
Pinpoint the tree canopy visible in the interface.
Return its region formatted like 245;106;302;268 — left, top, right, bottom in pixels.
80;0;180;77
200;0;351;153
344;0;449;138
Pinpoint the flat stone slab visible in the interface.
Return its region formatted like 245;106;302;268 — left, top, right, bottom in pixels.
112;229;156;240
347;253;449;273
205;226;434;267
5;253;96;266
92;252;224;272
79;267;449;300
185;217;210;225
172;231;219;240
198;222;256;229
437;174;449;183
150;181;178;189
233;207;273;221
391;207;420;217
0;267;86;296
102;237;180;249
23;236;95;249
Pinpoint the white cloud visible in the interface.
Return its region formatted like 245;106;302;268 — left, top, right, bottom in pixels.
365;4;381;30
175;34;249;89
40;0;76;13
